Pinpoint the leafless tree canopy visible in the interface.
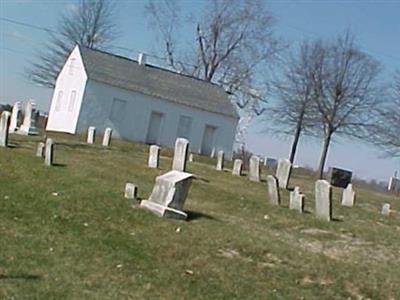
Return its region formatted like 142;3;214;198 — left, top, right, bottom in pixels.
370;71;400;157
146;0;280;111
28;0;118;88
311;33;381;178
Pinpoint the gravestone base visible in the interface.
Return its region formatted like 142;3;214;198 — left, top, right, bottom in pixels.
140;200;188;220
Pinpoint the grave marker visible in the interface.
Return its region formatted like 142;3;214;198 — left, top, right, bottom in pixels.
172;138;189;172
45;138;54;166
102;127;112;146
276;159;292;189
148;145;160;168
87;127;96;144
249;155;260;182
216;150;224;171
315;180;332;221
0;111;11;147
341;184;356;207
9;102;22;132
289;186;304;213
125;183;138;199
36;142;45;157
19;100;38;135
266;175;280;205
232;159;243;176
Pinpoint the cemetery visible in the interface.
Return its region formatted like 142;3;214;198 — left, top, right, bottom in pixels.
1;128;399;299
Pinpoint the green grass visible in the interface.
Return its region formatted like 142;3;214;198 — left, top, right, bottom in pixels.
1;132;399;299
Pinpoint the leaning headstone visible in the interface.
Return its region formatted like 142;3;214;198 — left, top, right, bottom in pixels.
44;138;54;166
36;142;45;158
0;111;11;147
249;155;260;182
381;203;391;216
140;170;193;220
315;180;332;221
9;101;22;132
216;150;224;171
327;167;352;188
276;159;292;189
388;177;400;193
87;126;96;144
148;145;160;168
266;175;280;205
232;159;243;176
341;184;356;207
19;100;38;135
125;183;138;199
102;127;112;146
289;186;304;213
172;138;189;172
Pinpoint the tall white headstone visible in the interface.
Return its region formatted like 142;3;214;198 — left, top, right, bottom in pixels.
87;126;96;144
9;102;22;132
216;150;224;171
19;100;38;135
45;138;54;166
0;111;11;147
266;175;280;205
249;155;260;182
276;159;292;189
172;138;189;172
102;127;112;146
232;159;243;176
341;184;356;207
315;180;332;221
148;145;160;168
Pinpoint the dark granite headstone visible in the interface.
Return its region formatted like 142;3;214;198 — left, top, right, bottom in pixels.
327;167;352;188
266;158;278;169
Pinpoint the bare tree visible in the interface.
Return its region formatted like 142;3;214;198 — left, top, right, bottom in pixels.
312;33;381;179
370;71;400;157
270;40;323;163
146;0;280;111
28;0;118;88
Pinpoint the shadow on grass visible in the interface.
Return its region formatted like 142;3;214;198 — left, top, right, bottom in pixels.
52;163;67;167
187;210;216;221
193;176;210;183
332;217;344;222
0;274;41;280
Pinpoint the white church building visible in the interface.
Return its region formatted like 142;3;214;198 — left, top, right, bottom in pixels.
46;45;238;158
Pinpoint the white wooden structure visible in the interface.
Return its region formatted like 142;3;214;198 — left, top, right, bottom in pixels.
46;46;238;158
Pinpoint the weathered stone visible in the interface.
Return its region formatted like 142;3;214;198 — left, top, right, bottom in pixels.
125;183;138;199
249;155;260;182
276;159;292;189
188;153;194;162
315;180;332;221
140;170;193;220
19;100;38;135
102;127;112;146
289;186;304;213
148;145;160;168
266;175;280;205
327;167;352;188
341;184;356;207
36;142;45;158
9;102;22;132
87;126;96;144
381;203;391;216
0;111;11;147
232;159;243;176
210;147;216;158
216;150;224;171
45;138;54;166
388;177;400;193
172;138;189;172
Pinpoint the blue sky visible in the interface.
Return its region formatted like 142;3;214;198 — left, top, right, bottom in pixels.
1;0;399;181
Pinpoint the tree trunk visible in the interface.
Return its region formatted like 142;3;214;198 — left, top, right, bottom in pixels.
317;132;332;179
289;109;305;164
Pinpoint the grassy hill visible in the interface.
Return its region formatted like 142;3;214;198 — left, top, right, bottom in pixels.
1;132;399;299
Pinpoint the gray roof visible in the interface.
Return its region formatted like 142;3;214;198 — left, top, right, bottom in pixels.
79;46;238;119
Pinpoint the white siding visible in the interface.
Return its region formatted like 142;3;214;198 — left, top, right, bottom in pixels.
46;46;88;133
76;80;238;158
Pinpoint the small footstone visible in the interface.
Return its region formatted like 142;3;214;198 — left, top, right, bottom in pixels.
381;203;391;216
315;180;332;221
36;142;45;158
216;150;224;171
266;175;280;205
87;126;96;144
102;127;112;146
45;138;54;166
341;184;356;207
249;155;260;182
232;159;243;176
125;183;138;199
289;186;304;213
148;145;160;168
